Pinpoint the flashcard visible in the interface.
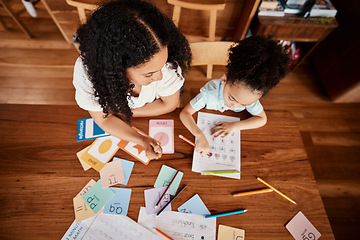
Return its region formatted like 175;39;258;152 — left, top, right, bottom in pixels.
73;195;101;222
77;118;110;141
286;211;321;240
149;119;174;154
76;146;92;171
80;136;120;172
103;188;132;216
177;194;210;216
218;225;245;240
144;186;172;215
76;179;97;197
82;180;114;214
154;165;183;195
100;160;125;188
113;158;135;185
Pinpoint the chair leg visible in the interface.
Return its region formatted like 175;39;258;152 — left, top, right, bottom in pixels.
206;64;213;79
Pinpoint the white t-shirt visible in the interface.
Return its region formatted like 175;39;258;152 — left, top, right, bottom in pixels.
73;57;184;112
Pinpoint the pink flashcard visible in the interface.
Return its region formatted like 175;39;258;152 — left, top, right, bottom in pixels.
149;119;174;154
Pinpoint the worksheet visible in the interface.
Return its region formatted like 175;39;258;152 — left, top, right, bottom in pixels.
137;207;216;240
192;112;241;179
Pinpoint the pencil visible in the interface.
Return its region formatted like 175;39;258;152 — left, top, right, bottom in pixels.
154;228;174;240
154;170;180;209
132;126;161;153
233;188;273;197
178;135;212;157
205;209;247;219
202;170;240;175
156;185;187;217
256;177;297;204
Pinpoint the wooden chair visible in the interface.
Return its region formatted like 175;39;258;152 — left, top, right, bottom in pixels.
190;41;234;79
65;0;98;24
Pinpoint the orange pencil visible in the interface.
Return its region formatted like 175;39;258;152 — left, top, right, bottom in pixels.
233;188;273;197
154;228;174;240
178;135;212;157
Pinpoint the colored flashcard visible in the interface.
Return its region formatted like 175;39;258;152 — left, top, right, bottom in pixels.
76;146;92;171
82;180;114;214
144;186;172;215
76;179;97;197
103;188;132;216
73;195;101;222
77;118;110;141
286;211;321;240
100;160;125;188
80;136;120;172
113;158;135;185
154;165;183;195
218;225;245;240
149;119;174;154
177;194;210;216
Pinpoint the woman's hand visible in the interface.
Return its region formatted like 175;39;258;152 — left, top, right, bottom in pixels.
143;136;163;160
195;134;210;156
211;121;236;138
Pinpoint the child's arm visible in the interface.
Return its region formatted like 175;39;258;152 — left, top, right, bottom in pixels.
132;90;180;117
179;104;210;156
211;110;267;138
89;111;162;160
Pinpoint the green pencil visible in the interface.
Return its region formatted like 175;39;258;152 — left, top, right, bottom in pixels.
201;170;240;175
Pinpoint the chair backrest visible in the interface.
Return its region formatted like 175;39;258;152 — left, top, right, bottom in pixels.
167;0;225;41
66;0;98;24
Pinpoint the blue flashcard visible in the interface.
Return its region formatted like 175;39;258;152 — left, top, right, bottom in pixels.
177;194;210;216
77;118;110;141
154;165;183;195
103;188;132;216
82;180;114;214
113;157;135;185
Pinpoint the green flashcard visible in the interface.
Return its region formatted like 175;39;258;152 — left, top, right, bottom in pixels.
154;165;183;195
82;179;114;214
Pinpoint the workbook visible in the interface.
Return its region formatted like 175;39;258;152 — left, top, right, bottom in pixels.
192;112;241;179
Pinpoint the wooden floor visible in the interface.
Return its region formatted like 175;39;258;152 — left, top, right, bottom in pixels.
0;3;359;239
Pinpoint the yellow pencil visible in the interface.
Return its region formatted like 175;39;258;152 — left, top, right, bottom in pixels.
154;228;174;240
233;188;273;197
256;177;297;204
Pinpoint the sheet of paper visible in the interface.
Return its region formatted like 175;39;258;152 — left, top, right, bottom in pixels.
138;207;216;240
73;195;100;222
76;146;92;171
80;136;120;171
177;194;210;216
154;165;183;195
218;225;245;240
61;214;159;240
144;186;172;215
82;179;114;214
76;179;96;197
286;211;321;240
193;112;241;179
100;160;125;188
103;187;131;216
113;157;135;185
149;119;174;154
77;117;110;141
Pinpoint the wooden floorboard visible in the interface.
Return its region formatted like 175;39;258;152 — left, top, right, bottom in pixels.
0;2;359;239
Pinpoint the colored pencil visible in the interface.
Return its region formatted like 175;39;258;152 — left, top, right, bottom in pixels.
154;170;180;209
202;170;240;175
178;135;212;157
256;177;297;204
205;209;247;219
233;188;273;197
156;185;187;217
154;228;174;240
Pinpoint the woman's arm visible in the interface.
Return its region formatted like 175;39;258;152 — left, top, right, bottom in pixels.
132;89;180;117
89;111;162;159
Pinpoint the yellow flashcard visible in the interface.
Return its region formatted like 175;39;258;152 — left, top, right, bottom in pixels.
218;225;245;240
76;146;92;171
73;195;102;222
80;136;120;172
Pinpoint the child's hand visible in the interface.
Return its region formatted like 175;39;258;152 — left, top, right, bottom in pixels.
211;121;235;138
143;137;162;160
195;134;210;156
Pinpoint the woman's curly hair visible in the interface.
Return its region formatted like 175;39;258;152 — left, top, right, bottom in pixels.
226;36;289;95
77;0;191;123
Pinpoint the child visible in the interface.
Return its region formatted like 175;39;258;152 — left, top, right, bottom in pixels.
180;36;289;155
73;0;191;160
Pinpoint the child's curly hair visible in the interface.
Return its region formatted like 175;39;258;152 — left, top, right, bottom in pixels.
226;36;289;95
77;0;191;123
